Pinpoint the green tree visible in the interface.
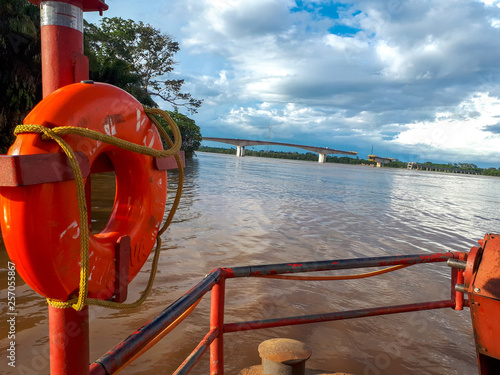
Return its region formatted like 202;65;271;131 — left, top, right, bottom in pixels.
158;109;202;158
483;167;500;177
0;0;41;153
84;17;202;113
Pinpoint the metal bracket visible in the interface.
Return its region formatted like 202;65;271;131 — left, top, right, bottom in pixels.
0;152;90;186
0;151;185;186
113;236;131;303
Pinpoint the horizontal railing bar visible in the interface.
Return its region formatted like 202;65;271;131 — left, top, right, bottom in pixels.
173;328;219;375
222;252;457;278
90;252;463;374
90;269;222;375
223;300;455;333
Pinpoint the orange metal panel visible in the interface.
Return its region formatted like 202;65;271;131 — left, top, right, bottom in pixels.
471;235;500;301
470;294;500;360
469;234;500;372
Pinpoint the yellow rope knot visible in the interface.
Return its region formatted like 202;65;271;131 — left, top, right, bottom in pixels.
14;107;184;311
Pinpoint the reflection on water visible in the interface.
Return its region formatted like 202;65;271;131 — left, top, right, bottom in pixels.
2;152;497;374
90;172;116;234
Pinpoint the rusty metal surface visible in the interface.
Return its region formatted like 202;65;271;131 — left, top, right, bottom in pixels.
262;358;306;375
221;252;457;279
258;338;311;364
470;294;500;361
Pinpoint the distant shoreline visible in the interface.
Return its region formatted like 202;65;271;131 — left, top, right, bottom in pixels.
197;146;500;177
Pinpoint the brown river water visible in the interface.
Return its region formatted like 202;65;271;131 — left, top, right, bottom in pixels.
2;151;498;374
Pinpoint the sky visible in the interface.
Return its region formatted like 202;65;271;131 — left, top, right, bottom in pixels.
86;0;500;167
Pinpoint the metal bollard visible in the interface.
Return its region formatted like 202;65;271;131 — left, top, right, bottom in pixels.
258;338;312;375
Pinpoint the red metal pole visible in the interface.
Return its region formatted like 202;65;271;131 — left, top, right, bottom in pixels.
29;1;105;374
39;0;88;97
49;307;90;375
210;278;226;375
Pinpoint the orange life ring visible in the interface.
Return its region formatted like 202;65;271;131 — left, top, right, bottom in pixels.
0;82;167;301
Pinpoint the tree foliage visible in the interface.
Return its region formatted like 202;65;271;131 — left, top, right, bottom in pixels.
0;0;41;153
482;168;500;177
0;8;203;153
84;17;202;113
158;110;202;158
199;146;237;155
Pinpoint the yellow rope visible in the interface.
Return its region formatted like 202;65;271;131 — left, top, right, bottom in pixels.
258;264;410;281
14;107;183;311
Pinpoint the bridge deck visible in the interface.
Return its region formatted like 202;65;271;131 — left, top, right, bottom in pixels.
203;137;357;156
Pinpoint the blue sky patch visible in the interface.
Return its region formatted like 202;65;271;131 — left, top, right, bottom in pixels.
290;1;350;20
329;23;361;36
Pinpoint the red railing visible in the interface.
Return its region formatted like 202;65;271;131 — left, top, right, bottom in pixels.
89;252;467;375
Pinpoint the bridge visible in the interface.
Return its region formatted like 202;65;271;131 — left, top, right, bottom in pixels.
407;162;481;175
202;137;358;163
368;154;395;168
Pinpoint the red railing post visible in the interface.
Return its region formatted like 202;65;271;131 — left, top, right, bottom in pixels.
451;252;466;310
210;278;226;374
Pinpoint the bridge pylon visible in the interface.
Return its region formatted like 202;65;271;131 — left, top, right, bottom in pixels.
236;145;245;157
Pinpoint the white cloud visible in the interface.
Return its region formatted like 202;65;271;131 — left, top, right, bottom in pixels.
477;0;500;6
223;103;328;134
181;0;295;53
490;18;500;27
393;92;500;160
87;0;500;165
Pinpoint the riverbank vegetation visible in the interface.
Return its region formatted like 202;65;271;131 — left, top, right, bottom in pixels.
0;0;41;152
159;110;201;158
482;168;500;177
1;3;201;156
199;146;500;176
198;146;377;166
